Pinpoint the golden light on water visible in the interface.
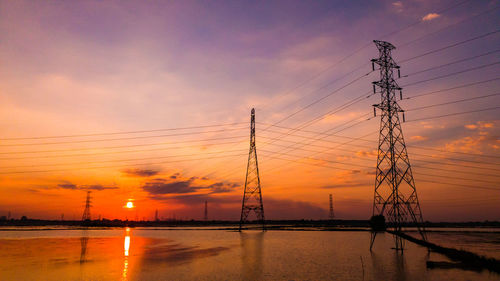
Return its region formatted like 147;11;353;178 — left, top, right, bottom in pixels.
124;227;131;256
123;227;131;280
124;235;130;257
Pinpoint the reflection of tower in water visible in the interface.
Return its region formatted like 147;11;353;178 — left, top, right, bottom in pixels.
370;250;410;280
240;232;264;280
122;227;131;281
80;230;89;264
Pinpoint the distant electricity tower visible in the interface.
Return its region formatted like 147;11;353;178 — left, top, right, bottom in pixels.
370;40;426;251
82;191;92;222
329;194;335;220
239;108;265;231
204;200;208;221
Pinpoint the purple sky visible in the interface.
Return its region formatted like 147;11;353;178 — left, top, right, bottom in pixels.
0;0;499;221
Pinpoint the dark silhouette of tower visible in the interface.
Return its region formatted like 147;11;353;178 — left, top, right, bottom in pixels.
155;209;159;222
329;194;334;220
82;191;92;222
239;108;265;231
80;231;89;264
370;40;426;251
204;201;208;221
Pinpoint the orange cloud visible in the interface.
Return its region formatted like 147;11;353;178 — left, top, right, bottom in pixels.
465;121;495;130
422;13;440;21
444;136;487;154
465;124;477;130
410;135;428;141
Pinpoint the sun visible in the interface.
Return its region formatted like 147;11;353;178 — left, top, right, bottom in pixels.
125;201;134;209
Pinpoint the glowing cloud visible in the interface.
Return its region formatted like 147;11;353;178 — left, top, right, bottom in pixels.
422;13;440;21
392;1;403;12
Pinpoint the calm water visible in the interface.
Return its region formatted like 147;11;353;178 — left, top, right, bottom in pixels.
0;227;498;281
425;230;500;260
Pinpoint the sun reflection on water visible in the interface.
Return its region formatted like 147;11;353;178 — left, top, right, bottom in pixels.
122;227;131;280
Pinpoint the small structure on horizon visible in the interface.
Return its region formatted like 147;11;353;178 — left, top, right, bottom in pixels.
82;191;92;222
204;201;208;221
329;194;334;221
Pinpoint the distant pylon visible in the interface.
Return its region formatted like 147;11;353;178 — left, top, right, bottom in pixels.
329;194;334;220
155;209;159;222
370;40;426;252
239;108;265;231
82;191;92;221
204;201;208;221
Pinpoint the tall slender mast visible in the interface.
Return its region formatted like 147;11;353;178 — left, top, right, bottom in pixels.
239;108;265;231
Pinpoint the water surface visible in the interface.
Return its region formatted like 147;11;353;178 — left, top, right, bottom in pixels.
0;228;498;280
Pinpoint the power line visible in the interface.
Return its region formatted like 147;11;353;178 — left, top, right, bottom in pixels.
218;114;375;180
260;0;477;122
261;123;500;160
410;146;500;160
406;92;500;111
405;77;500;100
0;135;248;155
0;149;247;170
263;149;500;185
0;127;247;147
259;150;500;191
0;153;247;175
402;61;500;87
214;87;376;179
261;49;371;112
417;179;499;191
259;140;500;179
399;28;500;63
403;49;500;77
260;128;500;170
6;62;493;149
0;140;246;160
268;63;369;115
0;122;247;141
415;171;500;186
259;130;377;176
266;72;373;127
398;4;500;48
407;106;500;122
380;0;473;41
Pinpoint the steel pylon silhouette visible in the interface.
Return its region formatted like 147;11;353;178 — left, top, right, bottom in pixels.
204;200;208;221
82;191;92;221
370;40;426;251
239;108;265;231
329;194;334;220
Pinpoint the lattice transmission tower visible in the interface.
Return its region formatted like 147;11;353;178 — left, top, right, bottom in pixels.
82;191;92;222
204;200;208;221
329;194;334;220
239;108;265;231
370;40;426;251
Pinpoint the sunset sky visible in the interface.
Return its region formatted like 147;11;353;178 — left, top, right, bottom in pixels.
0;0;499;221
